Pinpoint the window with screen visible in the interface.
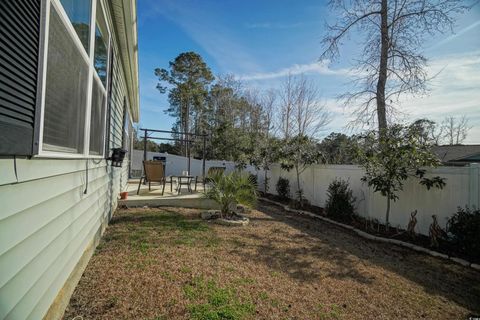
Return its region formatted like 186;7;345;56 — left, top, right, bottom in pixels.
59;0;92;53
94;1;109;87
43;4;89;154
89;77;106;154
89;0;109;155
40;0;110;158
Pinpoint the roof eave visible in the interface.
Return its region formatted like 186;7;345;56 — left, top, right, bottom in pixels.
448;152;480;162
111;0;140;122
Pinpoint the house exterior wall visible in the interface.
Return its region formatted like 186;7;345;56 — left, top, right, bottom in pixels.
0;3;134;320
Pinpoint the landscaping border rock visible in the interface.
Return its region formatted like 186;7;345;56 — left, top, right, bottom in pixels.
259;197;479;271
200;209;250;227
214;217;249;226
200;210;220;220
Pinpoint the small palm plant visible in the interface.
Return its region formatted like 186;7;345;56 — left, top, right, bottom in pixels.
204;171;257;218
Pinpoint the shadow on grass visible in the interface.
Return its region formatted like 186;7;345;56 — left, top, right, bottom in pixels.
110;210;208;232
233;217;373;285
249;201;480;313
103;209;219;250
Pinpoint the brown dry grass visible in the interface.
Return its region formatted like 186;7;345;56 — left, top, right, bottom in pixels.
63;201;480;320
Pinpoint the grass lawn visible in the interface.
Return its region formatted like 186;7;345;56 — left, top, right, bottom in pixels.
63;201;480;320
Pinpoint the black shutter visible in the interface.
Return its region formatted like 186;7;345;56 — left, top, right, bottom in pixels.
0;0;41;155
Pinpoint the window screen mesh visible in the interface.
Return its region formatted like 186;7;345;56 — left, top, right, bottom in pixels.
89;76;106;155
43;6;88;154
94;1;108;87
59;0;92;53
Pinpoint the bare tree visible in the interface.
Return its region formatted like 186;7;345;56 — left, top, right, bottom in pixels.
431;125;445;146
254;90;278;193
293;75;331;138
320;0;471;132
261;89;277;137
278;74;296;139
244;89;263;136
278;74;331;139
442;115;471;145
209;74;244;128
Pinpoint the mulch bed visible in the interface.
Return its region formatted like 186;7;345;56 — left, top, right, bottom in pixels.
63;202;480;320
262;192;477;263
261;192;324;214
348;215;468;259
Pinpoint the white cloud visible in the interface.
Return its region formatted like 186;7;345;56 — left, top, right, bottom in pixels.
391;51;480;143
245;21;313;29
427;20;480;51
399;52;480;112
300;51;480;143
240;60;353;81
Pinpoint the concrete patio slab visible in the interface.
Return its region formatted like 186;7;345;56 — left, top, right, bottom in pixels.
119;179;219;209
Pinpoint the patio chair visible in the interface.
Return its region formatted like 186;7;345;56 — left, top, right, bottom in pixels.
194;166;226;191
137;160;173;195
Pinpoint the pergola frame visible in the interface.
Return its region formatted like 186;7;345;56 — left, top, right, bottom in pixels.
140;128;208;177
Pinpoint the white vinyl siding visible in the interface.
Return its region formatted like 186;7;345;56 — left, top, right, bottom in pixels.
89;73;107;154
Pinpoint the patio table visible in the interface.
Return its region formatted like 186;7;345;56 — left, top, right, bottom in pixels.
173;175;195;194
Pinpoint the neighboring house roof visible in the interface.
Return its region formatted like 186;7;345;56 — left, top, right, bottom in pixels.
110;0;140;122
432;145;480;164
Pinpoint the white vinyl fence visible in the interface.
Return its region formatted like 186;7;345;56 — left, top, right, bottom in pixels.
131;150;256;178
131;149;479;236
260;163;480;236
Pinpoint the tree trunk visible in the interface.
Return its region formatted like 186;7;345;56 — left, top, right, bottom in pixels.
179;96;184;156
295;165;301;201
183;100;190;158
264;169;268;193
385;194;391;231
376;0;388;132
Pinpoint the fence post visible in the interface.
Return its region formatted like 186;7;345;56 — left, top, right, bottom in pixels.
142;129;147;183
469;163;479;208
311;166;315;206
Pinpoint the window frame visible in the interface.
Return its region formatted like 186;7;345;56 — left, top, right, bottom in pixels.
35;0;111;159
88;0;111;156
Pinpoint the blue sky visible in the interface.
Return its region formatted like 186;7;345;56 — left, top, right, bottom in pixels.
137;0;480;143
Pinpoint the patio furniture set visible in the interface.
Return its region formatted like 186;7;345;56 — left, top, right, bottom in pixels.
136;160;225;195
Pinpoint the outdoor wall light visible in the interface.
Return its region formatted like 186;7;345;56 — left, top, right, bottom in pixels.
108;148;127;167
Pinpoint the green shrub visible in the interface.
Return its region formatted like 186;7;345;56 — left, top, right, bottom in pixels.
325;179;356;221
276;177;290;200
447;206;480;261
204;171;257;218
